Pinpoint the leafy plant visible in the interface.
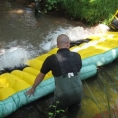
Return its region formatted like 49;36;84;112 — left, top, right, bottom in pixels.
48;101;67;118
43;0;59;13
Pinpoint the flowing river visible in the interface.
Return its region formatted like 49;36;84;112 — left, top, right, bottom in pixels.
1;0;118;118
0;0;88;71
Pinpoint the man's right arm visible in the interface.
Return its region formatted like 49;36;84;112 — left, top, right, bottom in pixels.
26;56;51;97
26;72;45;96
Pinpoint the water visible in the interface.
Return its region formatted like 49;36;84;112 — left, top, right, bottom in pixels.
0;0;110;71
0;0;89;71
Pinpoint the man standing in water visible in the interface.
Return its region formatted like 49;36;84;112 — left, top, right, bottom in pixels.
26;34;83;118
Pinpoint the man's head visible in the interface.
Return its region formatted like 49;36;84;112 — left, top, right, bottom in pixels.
57;34;70;49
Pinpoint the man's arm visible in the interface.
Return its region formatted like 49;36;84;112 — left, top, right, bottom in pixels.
26;72;45;96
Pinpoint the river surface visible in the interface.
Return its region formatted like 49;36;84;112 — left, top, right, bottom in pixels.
0;0;89;71
0;0;109;71
1;0;118;118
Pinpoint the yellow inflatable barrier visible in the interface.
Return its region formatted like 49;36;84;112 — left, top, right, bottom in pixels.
0;31;118;118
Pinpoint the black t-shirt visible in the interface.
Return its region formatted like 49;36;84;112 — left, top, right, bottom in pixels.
40;48;82;77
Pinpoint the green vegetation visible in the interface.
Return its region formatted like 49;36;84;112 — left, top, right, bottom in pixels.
48;101;66;118
41;0;118;26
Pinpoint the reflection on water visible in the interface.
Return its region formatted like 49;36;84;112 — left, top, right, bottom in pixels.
79;61;118;118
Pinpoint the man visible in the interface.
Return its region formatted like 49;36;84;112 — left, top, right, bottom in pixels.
26;34;83;118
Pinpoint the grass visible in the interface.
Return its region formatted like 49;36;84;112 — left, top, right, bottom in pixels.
41;0;118;26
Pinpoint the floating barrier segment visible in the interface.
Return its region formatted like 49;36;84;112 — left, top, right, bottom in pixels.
0;31;118;117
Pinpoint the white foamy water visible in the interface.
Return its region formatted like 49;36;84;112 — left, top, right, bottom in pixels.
39;26;73;52
0;24;110;71
0;47;30;70
0;26;73;71
40;24;110;52
66;24;110;41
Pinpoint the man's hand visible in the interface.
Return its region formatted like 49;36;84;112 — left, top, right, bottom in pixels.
26;72;45;97
26;87;35;97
